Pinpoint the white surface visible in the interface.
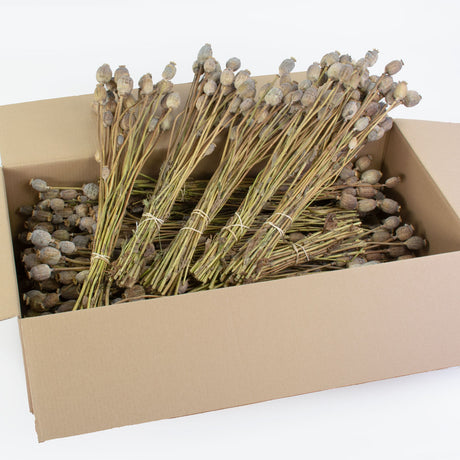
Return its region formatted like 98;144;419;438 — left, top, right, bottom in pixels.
0;0;459;457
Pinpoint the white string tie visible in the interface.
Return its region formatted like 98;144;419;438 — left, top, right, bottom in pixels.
91;252;110;264
191;209;211;223
273;212;293;222
142;213;165;228
264;221;285;237
179;226;203;235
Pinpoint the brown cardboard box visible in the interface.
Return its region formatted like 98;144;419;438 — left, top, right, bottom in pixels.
0;74;459;441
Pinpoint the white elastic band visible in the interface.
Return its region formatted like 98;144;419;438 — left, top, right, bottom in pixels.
273;212;293;222
91;252;110;264
264;221;285;237
142;213;165;227
179;226;203;235
191;209;210;223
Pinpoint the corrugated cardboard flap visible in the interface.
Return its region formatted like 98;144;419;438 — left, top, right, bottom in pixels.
0;167;21;320
395;119;460;218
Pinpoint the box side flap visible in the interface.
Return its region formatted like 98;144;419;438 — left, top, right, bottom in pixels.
21;252;460;441
395;119;460;218
0;167;20;320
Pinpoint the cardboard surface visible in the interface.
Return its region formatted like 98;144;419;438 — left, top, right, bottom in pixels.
0;168;21;320
20;252;460;441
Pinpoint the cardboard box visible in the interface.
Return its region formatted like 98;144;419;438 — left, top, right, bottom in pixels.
0;74;459;441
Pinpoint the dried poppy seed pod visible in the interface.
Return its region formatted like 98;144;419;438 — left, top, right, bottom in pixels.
72;234;90;248
279;57;296;75
161;61;177;81
378;198;400;214
81;183;98;201
365;49;379;67
372;229;391;242
57;270;78;285
23;252;39;270
234;70;251;89
364;101;380;118
388;245;409;258
342;101;359;120
385;60;403;75
123;284;146;299
379;116;393;132
96;63;112;84
39;189;59;200
42;292;60;310
203;80;217;96
306;62;321;82
396;224;414;241
339;193;358;210
102;110;114;127
393;81;408;101
79;216;96;233
32;210;53;222
288;232;306;243
403;90;422;107
348;257;367;268
65;214;80;228
114;65;129;83
30;178;48;192
75;270;89;284
164;92;181;110
59;240;77;255
321;51;340;67
326;62;343;80
55;300;76;313
385;176;401;188
339;54;352;64
49;198;65;212
239;98;255;112
74;203;88;218
355;155;373;172
301;86;318;107
138;73;154;96
60;189;78;200
224;57;240;72
220;68;234;86
38;246;61;265
405;236;425;251
203;57;217;74
195;94;208;111
368;125;385;142
28;229;52;248
382;215;402;230
339;167;355;180
93;84;107;104
197;43;212;64
37;199;51;210
52;229;70;241
265;87;283;106
360;169;382;185
29;264;52;282
284;89;303;104
298;79;312;91
60;284;80;300
117;75;133;97
354;116;370;132
357;185;377;198
357;198;377;213
378;75;394;94
160;113;173;131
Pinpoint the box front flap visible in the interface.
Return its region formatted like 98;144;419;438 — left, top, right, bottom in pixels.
20;252;460;441
395;119;460;218
0;167;21;320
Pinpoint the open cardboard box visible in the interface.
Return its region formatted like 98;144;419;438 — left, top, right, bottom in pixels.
0;74;459;441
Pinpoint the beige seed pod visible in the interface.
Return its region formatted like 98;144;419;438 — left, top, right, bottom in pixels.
279;57;296;75
234;69;251;89
378;75;394;94
366;251;384;261
357;185;376;198
306;62;321;82
339;167;355;180
30;178;48;192
385;176;401;188
265;87;283;106
72;234;90;248
385;60;403;75
65;214;80;228
342;187;357;196
403;90;422;107
220;68;234;86
93;84;106;104
122;284;146;299
284;89;303;104
23;252;39;270
382;215;402;230
160;113;173;131
59;240;77;255
102;110;114;127
339;54;352;64
379;116;393;132
345;175;359;186
79;216;96;233
49;198;65;212
38;246;62;265
32;210;53;222
396;224;414;241
37;199;51;210
354;116;370;132
279;74;292;85
202;143;216;158
117;75;133;97
342;101;359;120
75;270;89;284
203;80;217;96
29;264;52;282
298;79;312;91
320;51;340;67
339;193;358;210
355;155;373;172
57;270;77;285
43;292;60;310
388;245;409;258
195;94;208;111
161;61;176;81
147;117;159;132
367;125;385;142
405;236;425;251
365;49;379;67
60;284;80;300
60;189;78;200
164;92;181;109
348;257;367;268
364;101;380;117
350;89;361;101
197;43;212;65
82;183;98;201
372;229;391;242
74;203;88;218
52;229;70;241
28;229;52;248
236;79;256;99
301;86;318;107
114;65;129;83
357;198;377;213
38;190;59;200
224;57;240;72
28;291;48;313
288;232;305;243
55;300;76;313
203;57;217;74
326;62;343;80
240;98;255;112
361;169;382;185
280;82;294;96
378;198;400;214
137;73;153;96
96;63;112;84
393;81;408;101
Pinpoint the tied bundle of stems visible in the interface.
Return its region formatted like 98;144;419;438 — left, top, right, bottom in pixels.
109;44;246;288
73;62;181;309
219;51;420;284
141;59;317;295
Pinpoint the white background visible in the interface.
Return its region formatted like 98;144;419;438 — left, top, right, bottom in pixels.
0;0;459;457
